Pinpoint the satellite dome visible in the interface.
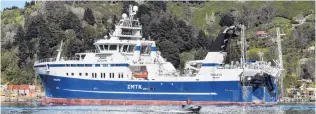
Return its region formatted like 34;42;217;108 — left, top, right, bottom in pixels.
133;6;138;12
122;13;127;19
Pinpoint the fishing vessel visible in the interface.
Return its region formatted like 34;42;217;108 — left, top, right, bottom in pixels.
34;5;282;105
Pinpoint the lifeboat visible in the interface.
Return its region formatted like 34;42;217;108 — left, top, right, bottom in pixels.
132;71;148;78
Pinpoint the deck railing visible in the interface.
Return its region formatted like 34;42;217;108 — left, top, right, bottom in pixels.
35;58;56;64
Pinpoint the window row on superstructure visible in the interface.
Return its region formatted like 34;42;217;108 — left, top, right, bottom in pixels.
66;72;126;79
98;44;136;53
47;64;129;67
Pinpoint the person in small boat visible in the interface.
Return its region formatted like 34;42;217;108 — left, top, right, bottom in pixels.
181;98;202;112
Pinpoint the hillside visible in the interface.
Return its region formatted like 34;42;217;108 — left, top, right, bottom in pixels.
1;1;315;91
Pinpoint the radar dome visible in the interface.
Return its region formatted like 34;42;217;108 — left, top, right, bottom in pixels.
133;6;138;12
122;13;127;19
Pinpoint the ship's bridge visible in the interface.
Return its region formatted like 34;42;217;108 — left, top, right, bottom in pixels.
94;39;156;55
94;40;137;54
116;19;142;29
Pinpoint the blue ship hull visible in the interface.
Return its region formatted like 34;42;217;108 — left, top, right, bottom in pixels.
39;74;278;105
40;75;277;102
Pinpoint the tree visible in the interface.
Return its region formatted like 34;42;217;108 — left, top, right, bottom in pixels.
37;20;55;59
25;16;43;39
148;1;166;12
60;11;81;31
293;23;315;48
149;21;160;41
82;25;97;50
140;14;151;38
13;25;28;68
195;48;208;60
219;11;235;27
257;3;276;25
1;51;21;84
66;38;83;57
44;1;67;24
24;1;30;8
197;30;212;50
13;25;25;46
136;4;151;19
158;40;180;68
83;8;96;25
240;4;257;28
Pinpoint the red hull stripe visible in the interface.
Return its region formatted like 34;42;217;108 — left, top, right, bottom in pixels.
41;98;277;106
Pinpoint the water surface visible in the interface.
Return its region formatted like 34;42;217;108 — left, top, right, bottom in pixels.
1;102;315;114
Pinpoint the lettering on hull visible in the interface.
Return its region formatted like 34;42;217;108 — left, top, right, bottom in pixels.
127;85;142;89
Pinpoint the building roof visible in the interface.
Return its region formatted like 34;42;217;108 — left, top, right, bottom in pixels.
256;31;266;35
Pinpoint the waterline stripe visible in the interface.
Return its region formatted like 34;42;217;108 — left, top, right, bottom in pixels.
63;89;217;95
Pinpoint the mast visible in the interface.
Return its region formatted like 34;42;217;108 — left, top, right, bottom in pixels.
56;40;63;62
276;27;285;97
240;25;246;68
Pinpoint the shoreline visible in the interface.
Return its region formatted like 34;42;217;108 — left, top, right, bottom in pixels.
278;102;316;105
1;100;315;106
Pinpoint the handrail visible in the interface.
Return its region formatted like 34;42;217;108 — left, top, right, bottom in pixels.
35;58;56;64
35;56;84;64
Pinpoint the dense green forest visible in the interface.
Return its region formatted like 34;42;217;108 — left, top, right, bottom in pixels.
1;1;315;90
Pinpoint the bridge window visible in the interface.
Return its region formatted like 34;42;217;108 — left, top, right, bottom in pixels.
109;45;117;51
104;45;109;51
140;45;151;55
122;45;128;52
99;45;104;50
79;73;82;76
71;73;74;76
118;45;122;52
85;73;88;76
66;73;69;76
66;64;70;67
127;45;135;52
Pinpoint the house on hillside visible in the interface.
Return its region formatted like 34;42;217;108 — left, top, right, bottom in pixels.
256;31;267;39
295;14;306;25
